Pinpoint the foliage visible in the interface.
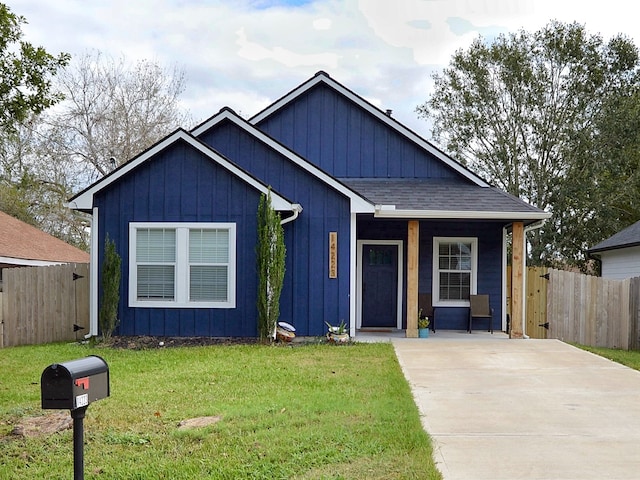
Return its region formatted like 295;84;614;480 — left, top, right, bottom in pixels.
577;345;640;371
418;309;430;329
325;319;348;334
99;234;121;340
256;190;286;341
0;342;441;479
47;51;191;181
418;21;640;271
0;3;70;134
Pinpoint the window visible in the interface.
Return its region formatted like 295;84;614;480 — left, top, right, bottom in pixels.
432;237;477;306
129;223;236;308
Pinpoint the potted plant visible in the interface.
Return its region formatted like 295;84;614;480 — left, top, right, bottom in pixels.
418;309;430;338
325;320;349;343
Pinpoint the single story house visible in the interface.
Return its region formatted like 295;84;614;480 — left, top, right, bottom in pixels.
68;72;550;339
0;210;89;290
588;219;640;279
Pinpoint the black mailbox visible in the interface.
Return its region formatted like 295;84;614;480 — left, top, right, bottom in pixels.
41;355;110;410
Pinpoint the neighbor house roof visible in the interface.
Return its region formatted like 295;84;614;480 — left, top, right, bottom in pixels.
340;178;550;221
589;220;640;254
0;211;89;266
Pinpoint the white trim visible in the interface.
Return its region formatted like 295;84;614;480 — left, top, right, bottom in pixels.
128;222;236;308
502;226;508;332
0;256;65;267
89;207;99;337
432;236;478;307
356;240;403;329
374;207;551;221
349;213;357;337
192;109;375;214
68;129;297;214
250;72;490;187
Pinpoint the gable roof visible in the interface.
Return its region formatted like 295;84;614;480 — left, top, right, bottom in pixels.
341;178;550;220
589;220;640;254
68;128;299;214
249;71;491;188
192;108;375;213
0;211;89;266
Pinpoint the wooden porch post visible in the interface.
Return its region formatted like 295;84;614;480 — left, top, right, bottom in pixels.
406;220;419;338
511;221;524;339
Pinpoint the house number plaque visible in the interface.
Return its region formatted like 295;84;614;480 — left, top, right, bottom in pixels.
329;232;338;278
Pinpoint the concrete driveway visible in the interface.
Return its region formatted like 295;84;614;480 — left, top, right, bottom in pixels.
391;332;640;480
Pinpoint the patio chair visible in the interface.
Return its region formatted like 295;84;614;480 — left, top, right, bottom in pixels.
418;293;436;332
468;294;494;334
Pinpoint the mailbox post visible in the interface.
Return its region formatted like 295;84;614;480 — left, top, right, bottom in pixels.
41;356;110;480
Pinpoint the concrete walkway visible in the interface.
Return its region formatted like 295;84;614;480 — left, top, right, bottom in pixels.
379;331;640;479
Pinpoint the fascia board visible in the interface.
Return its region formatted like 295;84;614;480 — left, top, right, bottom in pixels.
374;207;552;220
68;129;297;213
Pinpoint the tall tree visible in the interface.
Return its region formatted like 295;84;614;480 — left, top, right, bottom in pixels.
417;21;640;270
0;3;69;134
47;51;191;182
256;190;286;342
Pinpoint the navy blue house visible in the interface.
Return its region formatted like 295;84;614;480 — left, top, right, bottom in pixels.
69;72;549;338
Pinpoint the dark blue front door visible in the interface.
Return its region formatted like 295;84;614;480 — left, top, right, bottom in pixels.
362;244;398;327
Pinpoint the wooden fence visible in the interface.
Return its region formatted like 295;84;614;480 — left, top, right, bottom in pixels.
0;263;89;348
546;268;640;350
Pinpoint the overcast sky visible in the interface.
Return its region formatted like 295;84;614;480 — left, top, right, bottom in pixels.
8;0;640;136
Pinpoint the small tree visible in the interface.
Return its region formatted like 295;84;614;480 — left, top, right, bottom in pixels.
256;190;286;341
99;234;121;340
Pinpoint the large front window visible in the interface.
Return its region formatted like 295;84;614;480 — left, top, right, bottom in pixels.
433;237;477;306
129;223;236;308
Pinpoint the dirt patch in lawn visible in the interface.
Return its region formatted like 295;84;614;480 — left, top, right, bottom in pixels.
10;412;72;438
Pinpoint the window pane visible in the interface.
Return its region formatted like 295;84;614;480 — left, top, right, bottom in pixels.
439;272;471;300
137;229;176;262
190;229;229;263
137;265;175;300
190;266;228;301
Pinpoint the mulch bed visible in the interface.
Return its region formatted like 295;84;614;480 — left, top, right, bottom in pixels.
103;335;261;350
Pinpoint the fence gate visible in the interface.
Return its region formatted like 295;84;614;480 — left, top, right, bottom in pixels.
507;266;548;339
0;263;89;347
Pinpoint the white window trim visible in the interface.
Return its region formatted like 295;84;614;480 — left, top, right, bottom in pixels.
432;236;478;307
129;222;236;308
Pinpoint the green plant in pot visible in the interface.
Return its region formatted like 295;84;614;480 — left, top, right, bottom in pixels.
418;309;430;338
325;320;349;343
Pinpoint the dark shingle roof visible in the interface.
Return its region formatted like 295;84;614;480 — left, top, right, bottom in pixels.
339;178;546;218
589;220;640;254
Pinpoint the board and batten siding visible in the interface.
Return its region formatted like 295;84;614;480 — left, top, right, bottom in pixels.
255;83;458;180
599;246;640;280
198;121;353;336
95;140;265;337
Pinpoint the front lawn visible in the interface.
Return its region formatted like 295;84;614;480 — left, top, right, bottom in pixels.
0;341;441;479
577;344;640;371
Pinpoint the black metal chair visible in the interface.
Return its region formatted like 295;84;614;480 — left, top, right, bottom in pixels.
468;294;494;333
418;293;436;332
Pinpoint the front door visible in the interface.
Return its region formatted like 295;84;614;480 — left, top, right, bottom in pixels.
361;244;399;327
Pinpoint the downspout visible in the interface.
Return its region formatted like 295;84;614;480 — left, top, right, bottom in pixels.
521;219;547;339
86;207;99;339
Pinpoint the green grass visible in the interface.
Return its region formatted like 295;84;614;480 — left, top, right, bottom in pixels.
577;344;640;371
0;341;441;479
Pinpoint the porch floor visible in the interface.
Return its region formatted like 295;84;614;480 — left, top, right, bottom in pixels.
355;329;509;342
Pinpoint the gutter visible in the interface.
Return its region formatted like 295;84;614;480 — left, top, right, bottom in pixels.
280;204;303;225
